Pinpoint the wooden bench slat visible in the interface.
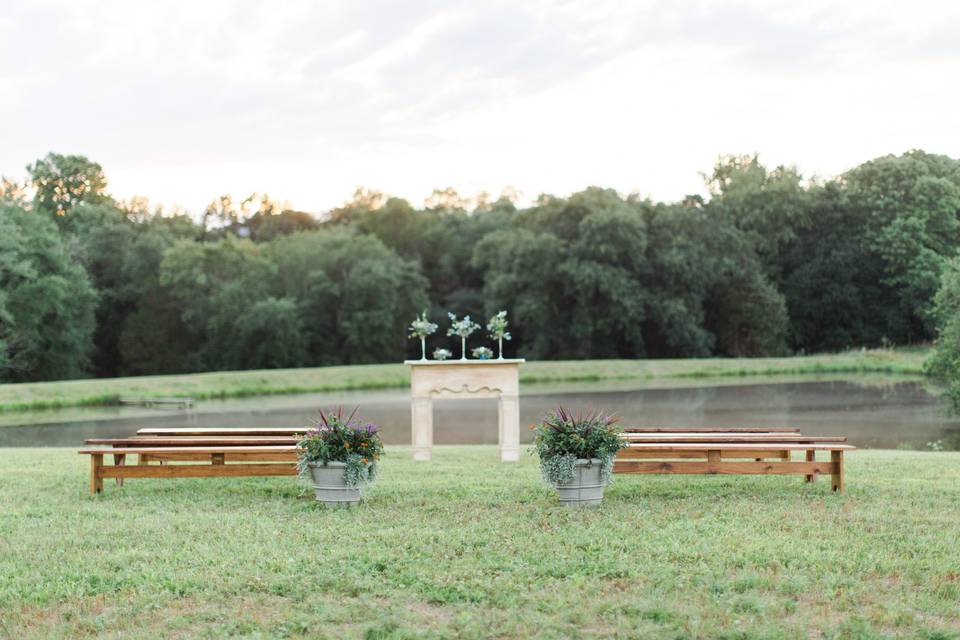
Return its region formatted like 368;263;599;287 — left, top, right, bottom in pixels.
137;428;306;436
613;460;838;475
80;446;299;454
98;464;297;479
621;442;854;451
623;435;846;443
623;427;800;433
85;437;300;446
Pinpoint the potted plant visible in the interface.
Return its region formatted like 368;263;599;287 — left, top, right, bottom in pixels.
447;313;480;360
532;406;626;507
486;310;511;359
408;311;438;360
297;407;383;506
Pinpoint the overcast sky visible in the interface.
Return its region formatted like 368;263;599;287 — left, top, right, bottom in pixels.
2;0;959;214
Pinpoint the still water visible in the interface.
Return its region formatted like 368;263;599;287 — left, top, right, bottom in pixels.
2;377;958;450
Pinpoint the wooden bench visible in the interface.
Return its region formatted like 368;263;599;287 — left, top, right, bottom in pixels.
80;446;299;494
614;430;852;491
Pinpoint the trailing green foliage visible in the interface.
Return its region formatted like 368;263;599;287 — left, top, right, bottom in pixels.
532;406;626;486
296;407;384;487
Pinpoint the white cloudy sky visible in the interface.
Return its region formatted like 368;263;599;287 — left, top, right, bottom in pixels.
2;0;959;214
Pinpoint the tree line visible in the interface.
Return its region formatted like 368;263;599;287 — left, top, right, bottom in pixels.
2;150;960;384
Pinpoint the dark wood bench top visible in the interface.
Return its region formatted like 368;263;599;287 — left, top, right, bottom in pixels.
623;435;846;443
137;428;307;436
623;442;854;451
86;437;300;446
80;446;299;455
623;427;800;433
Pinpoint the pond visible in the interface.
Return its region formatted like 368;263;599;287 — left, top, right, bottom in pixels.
2;376;959;450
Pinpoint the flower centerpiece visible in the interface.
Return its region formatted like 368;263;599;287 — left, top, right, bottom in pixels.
408;311;439;360
297;407;383;506
532;406;626;507
433;347;453;361
486;310;511;359
471;346;493;360
447;313;480;360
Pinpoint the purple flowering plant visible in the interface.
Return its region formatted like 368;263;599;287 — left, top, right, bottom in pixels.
297;407;384;486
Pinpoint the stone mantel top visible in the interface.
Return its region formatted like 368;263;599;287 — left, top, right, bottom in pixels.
403;359;525;366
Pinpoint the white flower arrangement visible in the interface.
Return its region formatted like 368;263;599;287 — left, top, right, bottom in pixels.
433;348;453;361
447;313;480;360
486;310;511;359
472;346;493;360
408;311;438;360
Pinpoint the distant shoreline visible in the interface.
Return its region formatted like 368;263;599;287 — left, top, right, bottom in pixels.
0;348;929;414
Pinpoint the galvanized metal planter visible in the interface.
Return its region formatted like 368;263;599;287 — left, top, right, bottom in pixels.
554;458;605;507
307;461;364;506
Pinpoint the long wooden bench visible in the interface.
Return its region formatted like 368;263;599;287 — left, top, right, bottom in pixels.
80;446;299;494
614;435;852;491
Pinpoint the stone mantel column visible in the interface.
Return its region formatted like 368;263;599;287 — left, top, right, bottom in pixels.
405;359;525;462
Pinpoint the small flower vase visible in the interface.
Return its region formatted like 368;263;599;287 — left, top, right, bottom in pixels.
420;337;427;360
460;337;467;360
497;336;504;359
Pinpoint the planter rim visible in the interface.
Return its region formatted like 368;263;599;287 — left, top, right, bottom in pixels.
306;460;347;468
573;458;602;465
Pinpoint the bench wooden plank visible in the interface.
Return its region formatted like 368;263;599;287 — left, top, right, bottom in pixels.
621;442;853;451
619;448;796;460
80;446;298;454
140;451;297;462
613;460;838;475
623;427;800;433
98;464;297;479
622;435;846;443
86;437;300;446
137;428;306;436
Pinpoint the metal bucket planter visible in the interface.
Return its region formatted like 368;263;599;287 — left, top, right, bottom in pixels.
555;458;605;507
307;461;365;506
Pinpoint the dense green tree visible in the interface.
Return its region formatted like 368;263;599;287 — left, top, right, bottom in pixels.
156;238;278;371
844;150;960;341
705;155;810;284
0;204;97;381
66;204;202;375
267;229;429;364
27;153;110;219
926;257;960;413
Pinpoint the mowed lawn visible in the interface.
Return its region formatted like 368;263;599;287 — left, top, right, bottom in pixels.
1;447;959;639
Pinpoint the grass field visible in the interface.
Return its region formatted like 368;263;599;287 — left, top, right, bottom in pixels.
2;446;958;639
0;348;930;413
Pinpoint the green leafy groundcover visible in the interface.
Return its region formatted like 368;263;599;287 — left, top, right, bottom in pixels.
2;446;959;638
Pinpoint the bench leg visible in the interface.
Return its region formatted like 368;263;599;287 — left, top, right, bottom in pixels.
90;453;104;495
805;450;816;483
113;454;126;486
831;450;844;493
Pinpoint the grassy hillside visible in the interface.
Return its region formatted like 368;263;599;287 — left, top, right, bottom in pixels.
1;446;957;638
0;348;930;413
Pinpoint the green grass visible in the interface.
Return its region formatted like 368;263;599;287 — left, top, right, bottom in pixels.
0;348;931;414
1;446;958;638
